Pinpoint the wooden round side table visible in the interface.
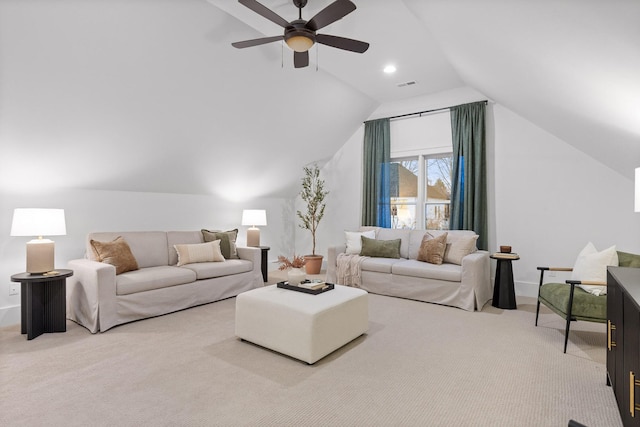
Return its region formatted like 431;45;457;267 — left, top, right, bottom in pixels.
11;269;73;340
490;254;519;309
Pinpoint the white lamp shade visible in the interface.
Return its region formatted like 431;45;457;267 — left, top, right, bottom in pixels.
636;168;640;213
10;208;67;237
241;210;267;227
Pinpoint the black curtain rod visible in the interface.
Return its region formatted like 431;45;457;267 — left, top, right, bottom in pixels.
385;100;489;121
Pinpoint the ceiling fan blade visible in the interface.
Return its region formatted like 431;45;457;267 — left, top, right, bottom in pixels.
316;34;369;53
306;0;356;31
294;51;309;68
232;35;283;49
238;0;290;28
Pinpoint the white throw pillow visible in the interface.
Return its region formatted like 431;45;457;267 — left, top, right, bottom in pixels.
571;242;618;296
174;240;225;266
345;230;376;254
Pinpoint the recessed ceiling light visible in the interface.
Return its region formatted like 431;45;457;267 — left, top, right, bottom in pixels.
383;64;397;74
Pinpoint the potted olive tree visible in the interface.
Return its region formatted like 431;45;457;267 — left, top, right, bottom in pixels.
297;164;328;275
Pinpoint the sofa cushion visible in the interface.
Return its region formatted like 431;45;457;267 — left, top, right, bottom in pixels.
417;232;447;265
88;231;169;268
202;229;239;259
180;259;254;280
116;266;197;295
377;228;411;259
539;282;607;322
360;236;401;259
391;259;462;282
174;241;225;266
90;236;139;275
408;230;429;260
360;257;403;274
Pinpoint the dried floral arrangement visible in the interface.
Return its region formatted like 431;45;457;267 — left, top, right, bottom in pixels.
277;255;306;270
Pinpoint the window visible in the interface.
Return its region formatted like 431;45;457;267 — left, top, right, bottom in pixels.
389;154;452;230
425;155;452;230
386;109;453;230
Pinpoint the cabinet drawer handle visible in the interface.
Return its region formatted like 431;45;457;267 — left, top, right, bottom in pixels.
630;371;640;417
608;320;616;351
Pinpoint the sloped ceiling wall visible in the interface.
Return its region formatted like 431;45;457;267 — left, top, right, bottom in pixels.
405;0;640;178
0;0;638;200
0;0;378;199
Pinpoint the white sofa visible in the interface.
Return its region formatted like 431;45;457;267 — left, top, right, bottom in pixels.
67;231;263;333
326;228;491;311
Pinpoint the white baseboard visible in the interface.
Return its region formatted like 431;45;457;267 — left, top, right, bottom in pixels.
515;281;538;298
0;305;20;328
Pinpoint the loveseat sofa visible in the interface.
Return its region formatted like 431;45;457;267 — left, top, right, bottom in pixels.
67;230;263;333
326;228;491;311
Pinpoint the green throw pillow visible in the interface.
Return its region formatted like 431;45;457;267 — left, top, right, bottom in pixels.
201;229;239;259
360;236;401;259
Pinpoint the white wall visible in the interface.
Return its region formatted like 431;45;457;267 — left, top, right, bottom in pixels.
315;127;366;257
0;189;292;327
5;86;638;327
493;105;640;295
321;86;640;298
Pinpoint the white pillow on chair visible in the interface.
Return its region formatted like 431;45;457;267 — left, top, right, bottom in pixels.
571;242;618;296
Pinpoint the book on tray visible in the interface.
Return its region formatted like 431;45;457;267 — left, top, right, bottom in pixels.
298;280;327;290
492;252;519;259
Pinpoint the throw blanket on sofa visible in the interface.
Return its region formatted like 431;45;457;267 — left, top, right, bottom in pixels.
336;253;368;287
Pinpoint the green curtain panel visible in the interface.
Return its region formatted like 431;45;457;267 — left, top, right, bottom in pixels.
450;102;488;250
362;118;391;227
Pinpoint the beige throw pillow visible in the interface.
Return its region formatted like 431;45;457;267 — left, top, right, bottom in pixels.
174;240;225;266
444;234;479;265
90;236;139;275
417;232;448;265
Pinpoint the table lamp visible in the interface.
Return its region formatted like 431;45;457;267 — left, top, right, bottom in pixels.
242;209;267;247
10;208;67;274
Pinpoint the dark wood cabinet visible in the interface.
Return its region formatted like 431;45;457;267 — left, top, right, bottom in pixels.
607;267;640;426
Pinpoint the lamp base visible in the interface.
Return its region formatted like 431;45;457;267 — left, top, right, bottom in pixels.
26;238;55;274
247;227;260;247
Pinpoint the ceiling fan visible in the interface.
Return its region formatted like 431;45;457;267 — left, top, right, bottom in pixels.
231;0;369;68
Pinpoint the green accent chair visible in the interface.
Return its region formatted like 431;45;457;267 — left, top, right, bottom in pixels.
535;251;640;353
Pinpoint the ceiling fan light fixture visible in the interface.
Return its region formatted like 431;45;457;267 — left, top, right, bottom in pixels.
284;25;316;52
285;35;315;52
232;0;368;68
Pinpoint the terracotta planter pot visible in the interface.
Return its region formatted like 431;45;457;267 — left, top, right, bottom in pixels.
304;255;323;275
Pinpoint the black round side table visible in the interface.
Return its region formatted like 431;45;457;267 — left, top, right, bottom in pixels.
11;269;73;340
490;254;519;309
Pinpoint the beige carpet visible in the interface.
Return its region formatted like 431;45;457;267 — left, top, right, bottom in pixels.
0;273;622;426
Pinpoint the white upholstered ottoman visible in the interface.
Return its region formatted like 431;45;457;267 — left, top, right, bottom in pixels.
235;284;368;364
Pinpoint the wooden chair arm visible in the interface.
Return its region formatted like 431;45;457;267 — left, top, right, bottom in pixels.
565;280;607;286
537;267;573;272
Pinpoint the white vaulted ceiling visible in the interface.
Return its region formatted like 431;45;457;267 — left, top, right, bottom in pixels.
0;0;638;199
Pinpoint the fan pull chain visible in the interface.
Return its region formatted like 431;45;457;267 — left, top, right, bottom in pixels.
281;41;284;69
316;45;318;72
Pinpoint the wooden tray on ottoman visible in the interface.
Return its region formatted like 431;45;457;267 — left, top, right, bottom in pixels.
276;281;334;295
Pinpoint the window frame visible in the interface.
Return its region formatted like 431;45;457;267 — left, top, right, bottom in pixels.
389;152;452;230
